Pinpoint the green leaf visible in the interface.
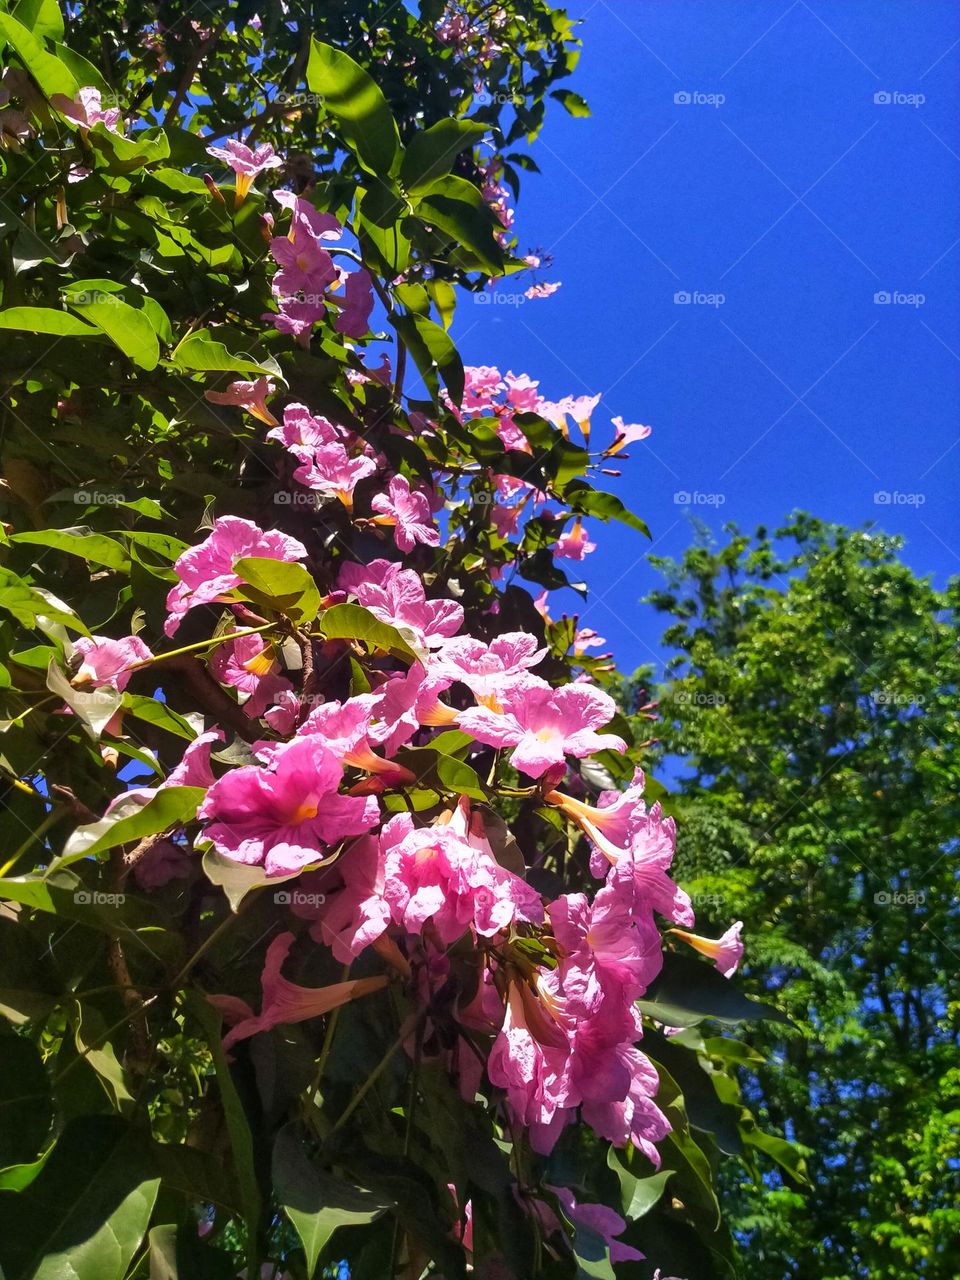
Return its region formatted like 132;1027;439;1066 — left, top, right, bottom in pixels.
392;746;488;801
307;38;402;176
0;916;57;1025
201;848;308;912
0;1033;52;1168
0;570;90;636
233;556;320;625
57;786;204;865
607;1149;673;1221
426;278;457;329
551;88;591;117
636;953;793;1027
317;602;420;662
401;119;486;191
563;480;651;537
12;526;131;571
87;123;170;173
51;40;110;95
64;284;159;370
13;0;63;43
0;11;78;100
0;307;98;337
0;1115;159;1280
273;1125;389;1274
169;331;281;379
414;175;507;275
394;313;465;406
121;694;197;741
72;1002;134;1112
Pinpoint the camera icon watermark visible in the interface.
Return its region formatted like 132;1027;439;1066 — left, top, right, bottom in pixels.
873;490;925;506
674;290;725;307
274;491;322;507
69;289;120;306
674;490;726;507
874;889;925;906
873;290;925;307
873;90;925;107
276;91;324;106
74;890;126;906
73;489;125;505
873;690;925;706
274;890;327;907
674;90;725;108
673;689;726;706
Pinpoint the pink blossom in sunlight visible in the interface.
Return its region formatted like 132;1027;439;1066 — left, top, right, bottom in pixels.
457;675;625;778
668;920;744;977
165;516;307;636
371;475;440;552
205;139;282;199
553;517;596;561
204;377;278;426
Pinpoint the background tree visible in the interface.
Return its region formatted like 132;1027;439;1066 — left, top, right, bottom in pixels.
638;513;960;1279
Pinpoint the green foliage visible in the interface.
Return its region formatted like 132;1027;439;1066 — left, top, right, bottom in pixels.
642;515;960;1278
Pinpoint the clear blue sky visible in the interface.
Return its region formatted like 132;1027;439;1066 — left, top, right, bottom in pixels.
454;0;960;677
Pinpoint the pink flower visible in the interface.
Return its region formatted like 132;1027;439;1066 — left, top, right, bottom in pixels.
524;281;561;299
487;978;572;1143
205;139;282;200
309;835;393;962
462;365;503;412
209;632;293;721
164;516;307;636
300;696;416;786
607;415;652;455
553;517;596;561
338;559;464;650
272;190;342;241
371;475;440;552
547;1187;645;1264
491;503;522;539
369;661;457;754
668;920;744;978
433;632;546;707
214;931;387;1052
503;371;540;413
266;403;343;452
292;440;377;508
198;735;380;876
204;377;278;426
271;297;324;346
581;1047;671;1165
457;676;625;778
51;86;122;133
72;634;152;691
270;226;337;297
334;269;374;338
380;807;543;944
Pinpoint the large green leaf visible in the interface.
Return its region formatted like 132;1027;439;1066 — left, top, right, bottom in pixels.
0;307;98;337
563;480;651;537
0;11;78;99
12;527;131;571
306;38;402;176
392;746;488;801
13;0;64;43
606;1149;673;1221
0;1115;160;1280
401;119;486;191
317;602;419;662
56;786;205;865
395;314;465;407
201;848;307;912
273;1125;389;1275
636;953;793;1027
233;556;320;625
64;283;159;370
169;331;281;379
414;175;507;275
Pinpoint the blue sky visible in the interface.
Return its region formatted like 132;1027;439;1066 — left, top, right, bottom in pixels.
453;0;960;677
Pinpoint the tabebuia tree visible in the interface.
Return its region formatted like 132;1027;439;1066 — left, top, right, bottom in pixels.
0;3;795;1277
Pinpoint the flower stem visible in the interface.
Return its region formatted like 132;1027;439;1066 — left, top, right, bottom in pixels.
128;624;276;670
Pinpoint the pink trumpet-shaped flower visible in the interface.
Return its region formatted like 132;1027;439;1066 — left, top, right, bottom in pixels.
292;440;377;507
270;226;337;297
204;377;278;426
433;632;546;707
164;516;307;636
370;475;440;552
457;675;625;778
607;415;652;455
72;634;152;691
208;632;292;722
214;931;387;1052
205;139;282;200
668;920;744;977
553;517;596;561
197;735;380;876
272;189;343;241
338;559;463;650
51;86;122;133
266;402;343;451
334;269;374;338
